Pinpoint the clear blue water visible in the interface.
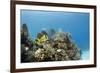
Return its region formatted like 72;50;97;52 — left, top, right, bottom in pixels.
21;10;90;60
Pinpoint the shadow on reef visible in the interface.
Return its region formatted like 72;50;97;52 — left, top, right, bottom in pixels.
21;24;81;63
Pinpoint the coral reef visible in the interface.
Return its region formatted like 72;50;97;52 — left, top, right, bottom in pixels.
21;24;81;62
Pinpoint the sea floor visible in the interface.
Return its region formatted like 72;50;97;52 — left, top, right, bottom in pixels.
81;50;90;60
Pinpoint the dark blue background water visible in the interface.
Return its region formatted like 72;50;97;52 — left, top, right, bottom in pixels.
21;10;90;60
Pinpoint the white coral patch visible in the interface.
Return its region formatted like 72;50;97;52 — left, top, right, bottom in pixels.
57;49;62;52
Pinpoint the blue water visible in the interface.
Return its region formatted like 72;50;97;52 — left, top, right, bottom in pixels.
21;10;90;60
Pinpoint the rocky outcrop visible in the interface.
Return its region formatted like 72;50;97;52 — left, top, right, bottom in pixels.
21;24;81;62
